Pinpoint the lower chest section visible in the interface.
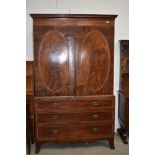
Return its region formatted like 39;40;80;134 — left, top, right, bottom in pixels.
34;96;115;140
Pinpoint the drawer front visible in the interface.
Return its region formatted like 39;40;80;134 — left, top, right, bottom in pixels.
37;113;75;124
37;111;114;125
36;100;75;112
35;97;114;112
76;99;114;110
37;123;113;139
77;111;114;123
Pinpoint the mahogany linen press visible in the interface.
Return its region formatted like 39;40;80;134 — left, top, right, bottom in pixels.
30;14;117;153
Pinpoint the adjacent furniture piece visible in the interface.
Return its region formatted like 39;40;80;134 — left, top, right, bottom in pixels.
26;102;31;154
26;61;34;153
31;14;117;154
117;40;129;144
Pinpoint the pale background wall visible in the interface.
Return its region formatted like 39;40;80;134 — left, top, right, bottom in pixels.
26;0;129;130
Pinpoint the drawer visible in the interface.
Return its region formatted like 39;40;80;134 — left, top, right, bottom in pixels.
36;100;75;112
35;96;114;112
76;111;114;123
37;112;75;124
37;123;113;139
37;111;114;125
76;99;114;110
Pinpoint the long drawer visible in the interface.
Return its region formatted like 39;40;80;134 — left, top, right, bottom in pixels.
37;110;114;125
36;98;114;112
37;123;113;140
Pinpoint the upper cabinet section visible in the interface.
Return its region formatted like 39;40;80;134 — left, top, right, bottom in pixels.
31;14;117;97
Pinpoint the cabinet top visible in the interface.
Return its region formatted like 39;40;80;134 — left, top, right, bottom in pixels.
30;14;118;19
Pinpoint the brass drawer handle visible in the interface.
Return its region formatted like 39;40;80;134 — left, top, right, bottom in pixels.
91;102;100;106
51;102;59;108
52;115;59;120
52;129;59;135
92;114;99;119
92;127;99;132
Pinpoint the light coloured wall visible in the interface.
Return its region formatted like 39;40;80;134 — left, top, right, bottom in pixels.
26;0;129;130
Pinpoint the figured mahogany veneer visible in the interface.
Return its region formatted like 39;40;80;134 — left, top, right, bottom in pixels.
31;14;117;153
76;28;114;96
38;30;73;94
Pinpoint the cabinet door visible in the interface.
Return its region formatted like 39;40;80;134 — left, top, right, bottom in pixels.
75;20;114;95
34;20;75;96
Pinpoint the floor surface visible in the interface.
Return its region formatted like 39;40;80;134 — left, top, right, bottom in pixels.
27;134;129;155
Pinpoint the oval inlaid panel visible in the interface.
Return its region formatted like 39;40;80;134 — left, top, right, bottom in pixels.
39;30;69;93
79;30;110;92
